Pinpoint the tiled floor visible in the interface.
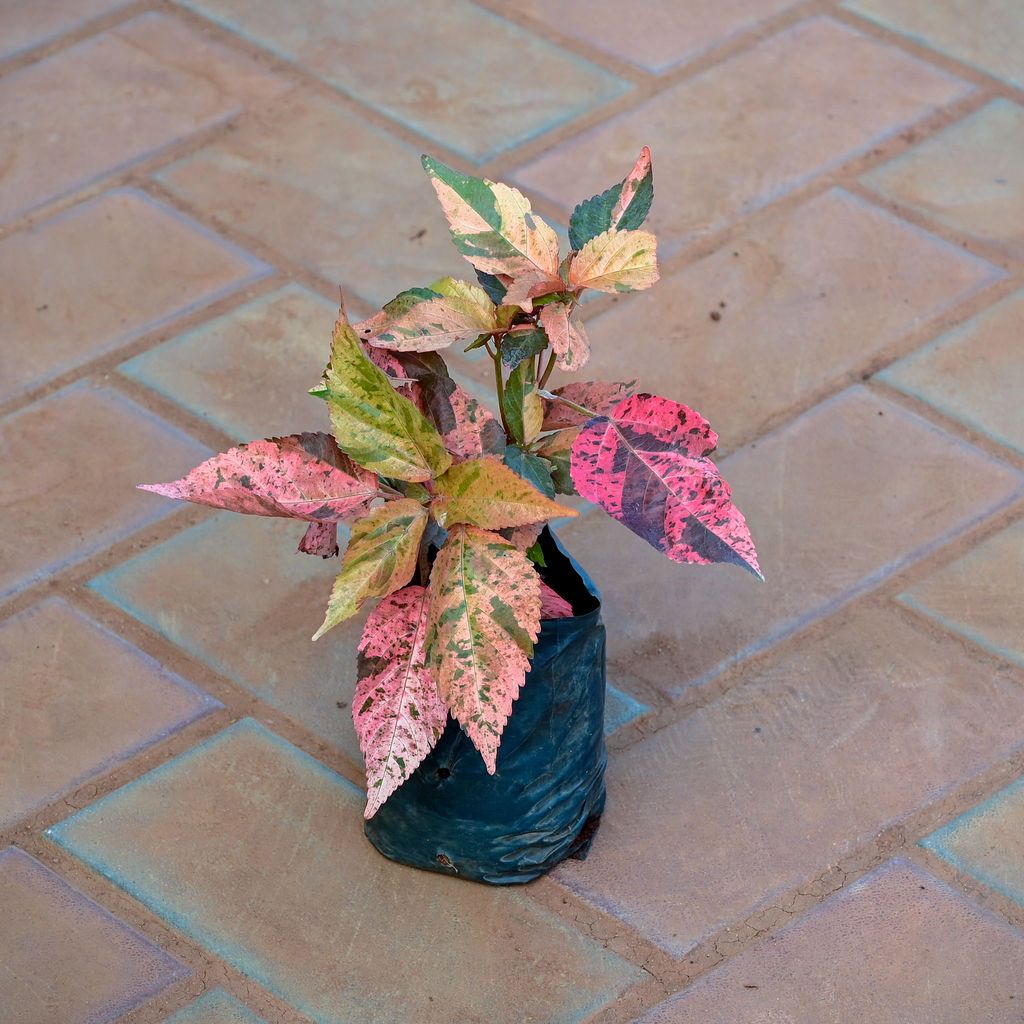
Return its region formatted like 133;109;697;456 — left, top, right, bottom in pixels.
2;2;1023;1022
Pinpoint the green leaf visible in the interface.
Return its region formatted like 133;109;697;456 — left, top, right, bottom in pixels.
475;269;507;304
432;457;574;530
500;327;548;369
535;428;579;495
568;146;654;250
503;445;555;499
313;499;428;640
318;313;452;482
525;539;546;567
504;359;543;446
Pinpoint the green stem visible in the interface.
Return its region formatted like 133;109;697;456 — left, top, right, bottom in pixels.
492;347;512;439
537;390;596;420
538;350;557;389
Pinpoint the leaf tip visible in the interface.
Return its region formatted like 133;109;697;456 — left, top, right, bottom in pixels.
137;482;173;497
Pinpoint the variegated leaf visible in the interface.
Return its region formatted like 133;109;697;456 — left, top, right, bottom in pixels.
568;229;659;294
313;499;428;640
355;585;449;818
502;522;543;552
541;380;637;430
505;360;543;446
356;278;497;352
570;394;762;578
568;146;654;250
535;427;579;495
500;326;548;369
298;521;340;558
410;375;505;462
540;582;573;619
426;525;541;773
503;446;555;499
432;457;576;530
539;302;590;372
138;433;377;523
422;156;563;307
318;311;452;482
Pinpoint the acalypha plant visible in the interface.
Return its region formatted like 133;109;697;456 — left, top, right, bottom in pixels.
141;147;761;819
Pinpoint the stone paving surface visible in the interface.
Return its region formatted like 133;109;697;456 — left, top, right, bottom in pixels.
2;2;1023;1022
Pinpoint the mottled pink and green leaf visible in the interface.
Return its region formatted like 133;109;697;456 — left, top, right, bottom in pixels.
356;585;448;818
426;525;541;772
138;433;376;523
356;277;497;352
432;456;576;530
313;498;429;640
570;394;761;578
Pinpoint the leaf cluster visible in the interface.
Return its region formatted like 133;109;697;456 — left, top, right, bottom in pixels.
139;148;761;817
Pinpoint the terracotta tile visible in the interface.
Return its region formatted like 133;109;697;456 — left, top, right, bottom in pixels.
90;514;366;763
176;0;627;162
551;607;1024;953
505;0;798;72
49;720;641;1023
0;847;186;1024
513;17;970;254
0;598;219;828
156;95;567;312
120;284;334;442
862;99;1024;261
0;189;270;403
899;518;1024;669
0;0;130;59
574;189;1000;447
924;776;1024;910
881;288;1024;456
845;0;1024;89
0;12;288;222
0;381;210;599
159;91;484;307
164;988;267;1024
638;860;1024;1021
555;387;1023;694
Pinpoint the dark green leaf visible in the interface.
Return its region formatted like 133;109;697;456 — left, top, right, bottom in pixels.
475;270;507;304
568;147;654;250
503;445;555;499
501;328;548;368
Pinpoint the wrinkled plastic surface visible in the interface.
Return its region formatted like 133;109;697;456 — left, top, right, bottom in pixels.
363;529;607;885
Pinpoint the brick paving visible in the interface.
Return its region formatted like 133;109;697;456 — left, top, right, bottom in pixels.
1;2;1023;1022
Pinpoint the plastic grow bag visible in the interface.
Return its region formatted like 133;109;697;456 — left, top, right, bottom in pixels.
363;528;607;885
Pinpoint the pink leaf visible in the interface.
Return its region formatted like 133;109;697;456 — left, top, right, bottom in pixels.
540;582;573;619
411;378;505;462
539;302;590;373
541;380;637;430
298;521;339;558
570;394;762;578
139;433;377;523
356;586;449;818
502;522;543;551
362;341;405;379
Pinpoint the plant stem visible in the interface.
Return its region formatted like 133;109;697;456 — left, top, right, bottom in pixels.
538;350;557;389
492;347;512;438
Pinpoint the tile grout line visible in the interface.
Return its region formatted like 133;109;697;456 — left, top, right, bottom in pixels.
3;0;1024;1017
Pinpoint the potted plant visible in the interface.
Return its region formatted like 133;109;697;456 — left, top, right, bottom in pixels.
140;148;761;884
